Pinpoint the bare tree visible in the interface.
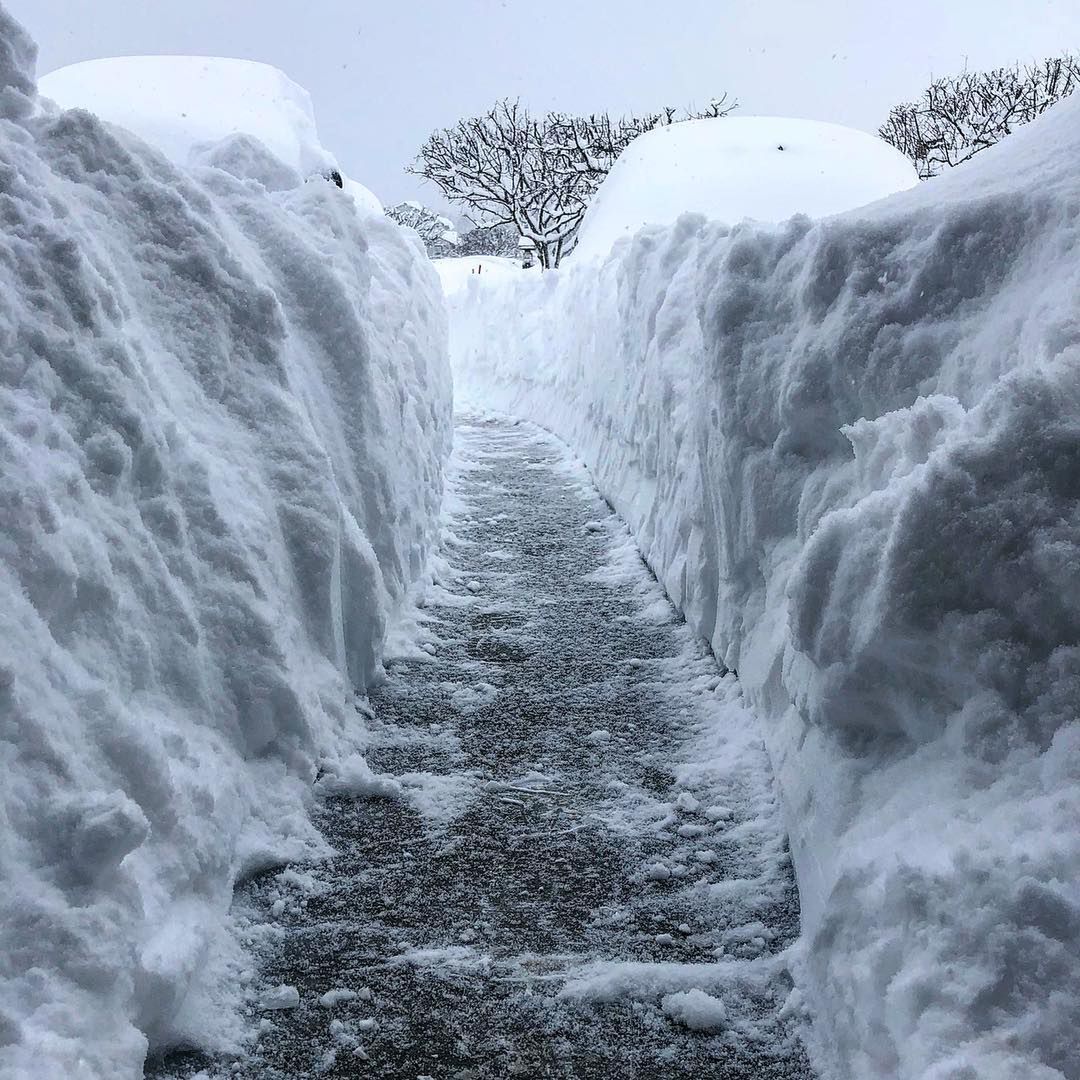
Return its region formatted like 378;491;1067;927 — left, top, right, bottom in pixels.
410;94;735;269
385;201;460;258
880;56;1080;179
409;100;586;269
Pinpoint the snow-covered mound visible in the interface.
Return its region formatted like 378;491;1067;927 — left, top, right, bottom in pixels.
0;10;450;1079
450;101;1080;1079
342;174;383;215
573;116;918;261
40;55;331;176
38;54;383;210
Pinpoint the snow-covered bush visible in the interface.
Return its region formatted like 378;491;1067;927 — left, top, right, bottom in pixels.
385;200;459;257
449;104;1080;1079
881;54;1080;179
0;9;451;1079
457;222;520;259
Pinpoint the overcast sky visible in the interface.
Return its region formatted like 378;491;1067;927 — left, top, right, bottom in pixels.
8;0;1080;208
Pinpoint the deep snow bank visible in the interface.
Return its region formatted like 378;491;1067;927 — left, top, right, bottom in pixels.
450;106;1080;1079
0;10;450;1079
572;116;918;262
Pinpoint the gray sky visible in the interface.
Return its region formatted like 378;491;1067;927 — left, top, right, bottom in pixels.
8;0;1080;209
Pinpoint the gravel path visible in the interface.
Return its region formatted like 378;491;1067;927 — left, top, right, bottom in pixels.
149;417;813;1079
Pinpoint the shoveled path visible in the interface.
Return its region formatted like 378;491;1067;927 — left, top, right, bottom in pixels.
150;416;813;1079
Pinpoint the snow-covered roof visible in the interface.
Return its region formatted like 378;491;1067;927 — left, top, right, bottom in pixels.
573;116;918;261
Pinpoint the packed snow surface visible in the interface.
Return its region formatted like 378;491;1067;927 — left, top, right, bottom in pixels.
450;99;1080;1079
433;255;525;297
573;116;918;261
0;9;450;1079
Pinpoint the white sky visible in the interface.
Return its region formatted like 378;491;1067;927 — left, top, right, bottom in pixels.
8;0;1080;208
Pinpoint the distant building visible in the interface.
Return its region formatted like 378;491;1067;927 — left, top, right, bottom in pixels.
518;235;538;270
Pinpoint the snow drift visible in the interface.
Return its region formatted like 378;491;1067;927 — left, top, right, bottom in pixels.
571;115;918;262
450;108;1080;1079
0;9;450;1079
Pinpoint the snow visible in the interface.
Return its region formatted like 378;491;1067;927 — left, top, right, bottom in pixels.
661;988;728;1032
314;754;404;800
433;255;524;297
39;55;332;176
318;988;359;1008
448;98;1080;1079
341;175;383;215
259;985;300;1011
573;116;918;262
38;54;382;211
0;12;450;1080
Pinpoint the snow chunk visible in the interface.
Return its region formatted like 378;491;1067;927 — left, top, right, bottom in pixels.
316;755;404;799
319;989;359;1008
661;989;728;1032
675;823;707;839
65;790;150;885
260;985;300;1011
573;116;917;261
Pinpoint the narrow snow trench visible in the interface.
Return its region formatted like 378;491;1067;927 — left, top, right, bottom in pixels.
151;417;813;1079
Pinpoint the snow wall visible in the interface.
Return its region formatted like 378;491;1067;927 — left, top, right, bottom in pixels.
449;107;1080;1079
0;9;451;1079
